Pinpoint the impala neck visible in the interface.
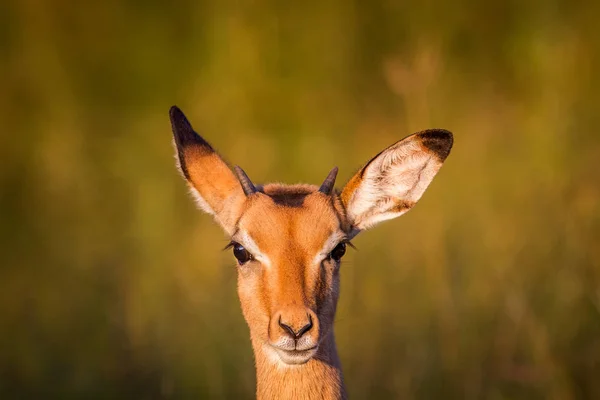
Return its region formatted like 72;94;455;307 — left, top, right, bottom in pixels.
252;330;346;400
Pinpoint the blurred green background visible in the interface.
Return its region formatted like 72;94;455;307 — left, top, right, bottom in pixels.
1;0;599;398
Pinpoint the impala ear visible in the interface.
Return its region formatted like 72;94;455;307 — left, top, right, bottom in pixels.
341;129;453;238
170;106;248;234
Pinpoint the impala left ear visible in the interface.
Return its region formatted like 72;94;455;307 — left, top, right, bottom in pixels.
170;106;250;235
340;129;453;238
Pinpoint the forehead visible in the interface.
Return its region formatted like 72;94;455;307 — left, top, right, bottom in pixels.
237;184;343;254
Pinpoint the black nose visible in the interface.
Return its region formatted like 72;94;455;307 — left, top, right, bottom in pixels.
279;315;313;339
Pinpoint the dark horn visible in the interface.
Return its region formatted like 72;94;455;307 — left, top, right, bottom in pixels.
319;167;338;195
234;166;257;196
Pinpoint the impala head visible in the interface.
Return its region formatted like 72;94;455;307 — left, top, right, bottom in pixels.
170;106;453;366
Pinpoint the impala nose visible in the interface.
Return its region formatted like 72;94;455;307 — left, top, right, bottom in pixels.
274;308;317;340
279;315;313;339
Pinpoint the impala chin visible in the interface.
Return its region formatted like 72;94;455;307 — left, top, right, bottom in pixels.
272;345;318;365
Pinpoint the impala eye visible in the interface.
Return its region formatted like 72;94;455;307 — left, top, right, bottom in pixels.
232;242;252;264
330;242;346;262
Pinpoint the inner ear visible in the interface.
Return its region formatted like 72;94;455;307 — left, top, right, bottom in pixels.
341;129;453;235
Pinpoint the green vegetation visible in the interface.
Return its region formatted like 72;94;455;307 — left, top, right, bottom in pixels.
1;0;599;398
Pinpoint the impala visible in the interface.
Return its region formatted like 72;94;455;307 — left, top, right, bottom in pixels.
169;106;453;399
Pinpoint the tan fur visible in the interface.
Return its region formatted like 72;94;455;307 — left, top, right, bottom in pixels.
182;148;245;233
233;190;345;399
254;331;345;400
169;106;453;399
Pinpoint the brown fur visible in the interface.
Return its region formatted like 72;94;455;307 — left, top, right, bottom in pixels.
169;106;453;399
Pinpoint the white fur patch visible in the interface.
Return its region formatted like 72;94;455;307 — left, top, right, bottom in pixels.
188;185;215;215
262;345;292;369
233;230;272;268
312;231;347;266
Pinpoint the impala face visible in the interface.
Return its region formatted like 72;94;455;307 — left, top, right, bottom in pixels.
169;106;453;366
232;186;349;364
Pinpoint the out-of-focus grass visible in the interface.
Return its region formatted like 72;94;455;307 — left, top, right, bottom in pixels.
1;1;599;398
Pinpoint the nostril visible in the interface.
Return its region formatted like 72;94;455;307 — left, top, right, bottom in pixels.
278;317;297;338
296;315;313;338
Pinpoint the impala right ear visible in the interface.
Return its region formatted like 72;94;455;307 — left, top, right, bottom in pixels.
170;106;247;234
340;129;453;238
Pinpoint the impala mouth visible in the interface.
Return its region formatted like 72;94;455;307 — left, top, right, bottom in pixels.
271;346;318;365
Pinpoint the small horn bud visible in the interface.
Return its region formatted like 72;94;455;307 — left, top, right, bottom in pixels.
319;167;338;195
234;166;257;196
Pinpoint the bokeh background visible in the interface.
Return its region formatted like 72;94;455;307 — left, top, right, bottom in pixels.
1;0;599;398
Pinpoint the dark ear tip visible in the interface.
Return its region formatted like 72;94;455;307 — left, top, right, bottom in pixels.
417;129;454;161
169;106;210;147
169;105;181;117
169;105;190;128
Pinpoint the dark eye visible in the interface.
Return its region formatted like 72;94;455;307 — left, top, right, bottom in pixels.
232;242;252;264
330;242;346;262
